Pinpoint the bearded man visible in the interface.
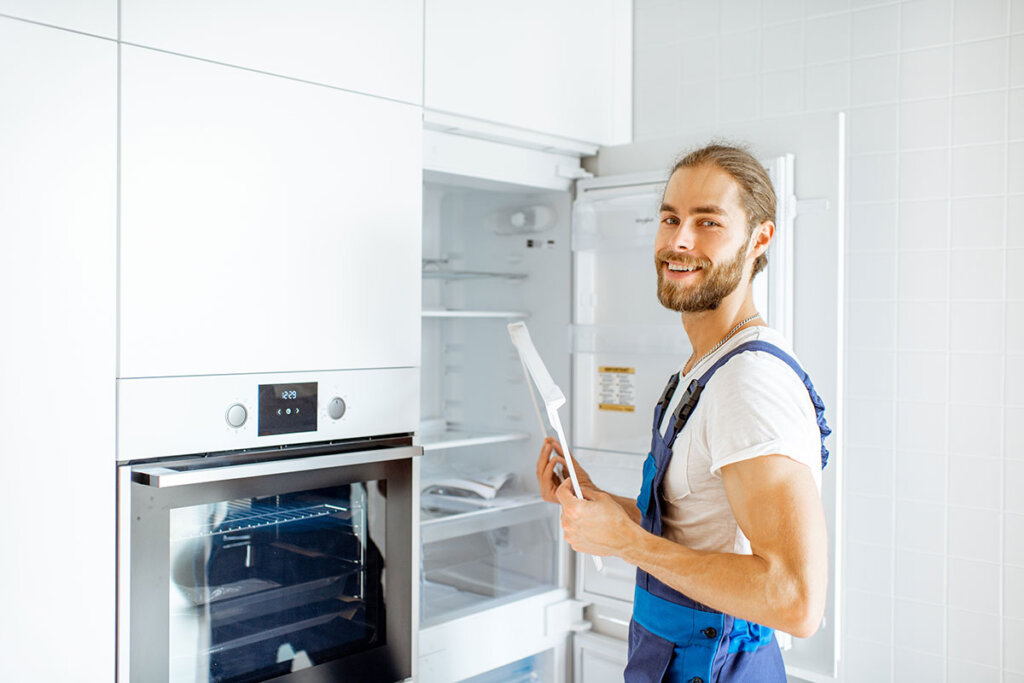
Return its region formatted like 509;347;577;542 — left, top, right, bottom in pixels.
537;143;831;683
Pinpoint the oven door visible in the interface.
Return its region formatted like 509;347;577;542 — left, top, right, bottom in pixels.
117;444;419;683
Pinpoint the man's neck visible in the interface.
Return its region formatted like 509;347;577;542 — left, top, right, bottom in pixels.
680;288;761;372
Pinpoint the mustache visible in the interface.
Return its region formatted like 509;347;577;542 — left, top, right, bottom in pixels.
655;250;711;270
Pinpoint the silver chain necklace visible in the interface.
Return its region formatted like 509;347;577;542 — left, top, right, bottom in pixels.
684;313;762;375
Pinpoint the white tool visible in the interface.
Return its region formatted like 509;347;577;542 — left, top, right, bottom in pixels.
508;321;603;571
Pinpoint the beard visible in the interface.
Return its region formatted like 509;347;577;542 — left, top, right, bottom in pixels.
655;243;747;312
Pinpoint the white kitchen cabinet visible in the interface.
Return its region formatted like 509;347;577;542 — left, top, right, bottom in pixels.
0;17;117;682
425;0;632;148
0;0;116;38
121;0;422;104
120;46;421;379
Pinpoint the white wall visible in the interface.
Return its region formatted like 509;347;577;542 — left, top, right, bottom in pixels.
634;1;1023;681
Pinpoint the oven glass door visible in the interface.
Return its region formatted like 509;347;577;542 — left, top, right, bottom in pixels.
123;447;416;683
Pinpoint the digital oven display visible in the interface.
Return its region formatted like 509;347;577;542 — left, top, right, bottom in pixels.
258;382;318;436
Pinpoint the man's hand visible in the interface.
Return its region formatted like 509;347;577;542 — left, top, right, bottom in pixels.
536;436;595;503
555;477;639;557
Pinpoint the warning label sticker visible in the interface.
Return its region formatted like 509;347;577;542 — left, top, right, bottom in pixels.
598;366;636;412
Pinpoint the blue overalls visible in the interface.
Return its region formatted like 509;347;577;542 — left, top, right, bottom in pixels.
626;340;832;683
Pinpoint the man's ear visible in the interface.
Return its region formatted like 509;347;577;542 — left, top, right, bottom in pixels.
750;220;774;257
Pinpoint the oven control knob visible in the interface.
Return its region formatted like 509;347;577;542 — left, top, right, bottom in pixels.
225;403;247;428
328;397;346;420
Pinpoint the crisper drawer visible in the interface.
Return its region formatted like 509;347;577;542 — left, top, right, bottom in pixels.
420;499;559;627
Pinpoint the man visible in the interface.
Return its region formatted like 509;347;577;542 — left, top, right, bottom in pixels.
537;144;830;682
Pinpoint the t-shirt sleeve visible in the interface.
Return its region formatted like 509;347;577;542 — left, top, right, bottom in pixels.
702;353;821;477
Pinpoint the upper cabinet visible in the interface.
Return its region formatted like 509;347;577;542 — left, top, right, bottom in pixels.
0;0;116;38
425;0;632;148
121;0;423;104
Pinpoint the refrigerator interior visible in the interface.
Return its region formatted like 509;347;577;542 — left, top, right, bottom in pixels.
419;174;572;628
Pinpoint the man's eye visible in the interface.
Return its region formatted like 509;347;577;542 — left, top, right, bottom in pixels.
698;219;719;227
661;216;679;225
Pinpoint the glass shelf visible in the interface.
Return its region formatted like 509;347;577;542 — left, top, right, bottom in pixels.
423;270;526;281
422;309;528;319
419;429;531;452
420;496;552;544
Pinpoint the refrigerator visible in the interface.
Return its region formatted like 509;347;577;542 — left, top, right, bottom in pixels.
416;115;843;683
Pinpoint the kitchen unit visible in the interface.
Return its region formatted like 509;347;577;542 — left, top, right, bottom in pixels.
417;113;844;682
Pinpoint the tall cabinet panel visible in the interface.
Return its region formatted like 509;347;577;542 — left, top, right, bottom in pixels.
0;18;116;682
425;0;631;146
0;0;116;38
121;0;423;104
120;46;421;378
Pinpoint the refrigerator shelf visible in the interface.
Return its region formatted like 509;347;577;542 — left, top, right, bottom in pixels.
422;309;529;319
419;429;531;452
420;496;554;544
422;269;527;281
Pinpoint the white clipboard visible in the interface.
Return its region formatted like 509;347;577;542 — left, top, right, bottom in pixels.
508;321;603;571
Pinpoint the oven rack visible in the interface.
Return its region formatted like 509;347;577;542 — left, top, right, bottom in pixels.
176;501;360;540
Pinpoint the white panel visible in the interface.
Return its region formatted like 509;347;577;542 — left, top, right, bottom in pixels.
120;47;421;378
0;18;116;681
121;0;422;104
0;0;116;37
573;632;628;683
425;0;631;146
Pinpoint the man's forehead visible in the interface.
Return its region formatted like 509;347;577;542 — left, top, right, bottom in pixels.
663;165;742;211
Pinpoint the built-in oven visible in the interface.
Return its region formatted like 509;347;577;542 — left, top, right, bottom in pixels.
116;369;420;683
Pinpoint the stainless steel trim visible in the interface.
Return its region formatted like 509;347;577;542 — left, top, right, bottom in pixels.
116;465;133;682
132;445;422;488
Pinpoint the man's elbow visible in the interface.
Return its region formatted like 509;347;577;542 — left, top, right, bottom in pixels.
780;587;826;639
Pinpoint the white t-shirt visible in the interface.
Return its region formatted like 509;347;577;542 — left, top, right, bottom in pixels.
659;325;822;555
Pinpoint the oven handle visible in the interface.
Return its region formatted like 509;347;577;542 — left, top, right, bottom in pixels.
131;445;422;488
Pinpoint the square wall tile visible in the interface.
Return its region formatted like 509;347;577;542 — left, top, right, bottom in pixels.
1008;406;1024;458
901;0;953;50
949;403;1004;458
718;29;759;78
894;648;946;683
679;36;721;84
634;45;680;139
897;401;948;452
678;0;721;34
949;505;1001;562
947;659;1002;682
848;492;896;545
843;638;893;682
948;557;1000;613
898;250;948;300
898;300;948;351
848;300;897;348
852;54;899;105
805;12;851;64
846;541;895;594
763;0;804;24
899;199;950;250
896;450;947;503
952;144;1007;197
1008;459;1024;513
720;0;761;33
851;153;899;201
1006;617;1024;674
953;0;1011;42
847;348;895;398
761;20;804;72
850;104;899;154
1011;88;1024;140
951;196;1006;248
1006;512;1024;565
1014;35;1024;87
846;397;895;448
849;250;897;299
895;548;946;602
949;353;1004;405
1011;141;1024;193
853;4;898;57
1008;196;1024;247
677;79;720;130
1006;564;1024;618
1009;248;1024;297
846;445;895;497
897;351;948;402
760;69;804;117
1009;303;1024;353
900;97;951;150
1015;0;1024;32
950;301;1005;353
900;148;951;200
950;248;1004;300
894;599;946;653
947;608;1001;667
805;61;850;110
635;1;684;47
849;202;897;251
950;455;1002;506
901;47;952;100
806;0;849;16
896;499;946;553
954;38;1010;93
953;91;1008;146
719;76;760;123
846;589;895;643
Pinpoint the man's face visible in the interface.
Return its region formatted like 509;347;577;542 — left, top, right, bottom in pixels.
654;164;753;312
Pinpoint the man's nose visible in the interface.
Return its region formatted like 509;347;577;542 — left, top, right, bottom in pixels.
669;220;695;251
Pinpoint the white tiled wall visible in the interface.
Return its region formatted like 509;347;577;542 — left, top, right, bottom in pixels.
634;0;1022;680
